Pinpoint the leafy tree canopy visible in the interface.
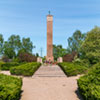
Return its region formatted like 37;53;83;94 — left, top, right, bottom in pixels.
0;34;35;59
0;34;4;54
8;35;22;54
67;30;86;54
81;26;100;64
22;37;35;53
53;44;67;60
3;41;16;59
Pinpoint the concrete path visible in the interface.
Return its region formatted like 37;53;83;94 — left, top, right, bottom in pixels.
21;65;81;100
33;65;66;77
0;65;81;100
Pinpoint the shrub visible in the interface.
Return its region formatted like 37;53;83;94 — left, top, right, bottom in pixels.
73;58;90;67
63;51;77;62
58;62;87;76
77;63;100;100
2;56;9;62
0;74;22;100
18;52;37;62
0;61;5;70
10;62;41;76
0;61;5;67
12;58;20;63
80;27;100;64
0;62;19;70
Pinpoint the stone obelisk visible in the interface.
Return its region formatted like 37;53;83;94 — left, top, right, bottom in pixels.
46;12;54;62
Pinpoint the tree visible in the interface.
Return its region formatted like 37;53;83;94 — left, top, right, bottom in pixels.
2;35;21;58
67;30;86;54
3;41;16;59
36;53;39;57
81;26;100;64
0;34;35;59
0;34;4;54
8;35;22;55
53;45;67;60
22;37;35;53
18;52;37;62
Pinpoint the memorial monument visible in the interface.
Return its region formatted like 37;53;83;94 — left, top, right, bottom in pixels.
46;11;54;62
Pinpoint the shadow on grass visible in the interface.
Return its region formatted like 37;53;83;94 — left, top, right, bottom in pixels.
75;88;84;100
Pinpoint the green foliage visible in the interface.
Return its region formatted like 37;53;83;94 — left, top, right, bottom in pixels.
77;63;100;100
3;41;16;59
2;56;9;62
8;35;22;53
53;45;67;60
12;58;20;63
0;34;35;59
18;52;37;62
10;62;41;76
81;26;100;64
36;53;39;57
0;74;22;100
17;48;26;54
22;37;35;53
0;61;5;68
73;58;91;67
67;30;86;54
42;56;46;63
0;34;4;54
58;62;88;76
3;34;22;58
0;62;20;70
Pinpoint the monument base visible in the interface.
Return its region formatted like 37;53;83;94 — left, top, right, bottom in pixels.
57;57;63;63
46;56;54;62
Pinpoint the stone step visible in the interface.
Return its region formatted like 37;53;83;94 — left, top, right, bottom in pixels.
33;75;66;77
33;65;66;77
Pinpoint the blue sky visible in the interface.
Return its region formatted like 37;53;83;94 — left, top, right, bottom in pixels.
0;0;100;56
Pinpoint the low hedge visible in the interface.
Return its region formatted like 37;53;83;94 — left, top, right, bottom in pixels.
0;61;5;68
0;74;22;100
73;59;91;67
58;62;88;76
10;62;41;76
0;62;20;70
77;63;100;100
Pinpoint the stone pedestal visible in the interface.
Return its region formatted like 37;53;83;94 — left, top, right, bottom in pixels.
37;57;42;63
46;56;54;62
57;57;63;63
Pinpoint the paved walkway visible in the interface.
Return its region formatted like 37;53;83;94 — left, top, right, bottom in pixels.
33;65;66;77
0;65;82;100
21;65;81;100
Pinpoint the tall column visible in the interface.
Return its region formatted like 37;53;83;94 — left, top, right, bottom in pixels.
46;13;54;62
